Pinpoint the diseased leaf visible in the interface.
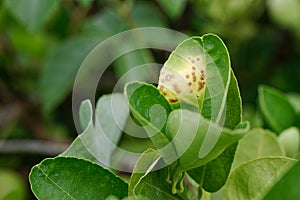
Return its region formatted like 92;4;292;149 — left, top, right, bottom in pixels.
258;85;295;133
29;157;128;200
224;157;296;200
232;128;285;170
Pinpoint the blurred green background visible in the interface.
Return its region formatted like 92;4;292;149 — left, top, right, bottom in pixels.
0;0;300;199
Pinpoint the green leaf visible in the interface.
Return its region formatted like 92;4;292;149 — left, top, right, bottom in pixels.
187;44;243;192
157;34;235;128
83;9;126;36
79;100;92;130
232;128;285;170
40;35;102;112
77;0;93;8
124;82;174;153
267;0;300;34
61;93;128;166
129;149;183;200
264;161;300;199
286;93;300;112
114;49;157;88
29;157;128;200
4;0;58;32
131;1;168;27
258;85;296;133
0;169;27;200
224;157;296;200
157;0;187;20
188;143;238;192
166;109;249;171
278;127;300;158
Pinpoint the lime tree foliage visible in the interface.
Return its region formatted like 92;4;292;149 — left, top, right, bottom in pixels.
1;0;300;199
30;34;300;200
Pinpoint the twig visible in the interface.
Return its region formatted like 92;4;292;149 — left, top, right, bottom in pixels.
0;139;69;156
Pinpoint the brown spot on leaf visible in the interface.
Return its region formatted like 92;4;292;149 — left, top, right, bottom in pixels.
173;84;181;93
193;75;197;82
165;74;172;81
185;74;190;79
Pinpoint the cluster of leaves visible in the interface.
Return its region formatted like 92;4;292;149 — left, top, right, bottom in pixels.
1;0;300;199
29;34;300;199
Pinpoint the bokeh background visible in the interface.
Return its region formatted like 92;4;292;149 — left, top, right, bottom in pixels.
0;0;300;199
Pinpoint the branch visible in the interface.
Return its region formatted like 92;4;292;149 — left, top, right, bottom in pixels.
0;140;69;156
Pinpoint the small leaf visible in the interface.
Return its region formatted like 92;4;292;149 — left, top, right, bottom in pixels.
129;149;183;199
264;160;300;199
258;85;295;133
79;100;92;130
278;127;300;158
125;82;174;154
61;93;128;166
29;157;128;200
4;0;58;32
224;157;296;200
231;128;285;170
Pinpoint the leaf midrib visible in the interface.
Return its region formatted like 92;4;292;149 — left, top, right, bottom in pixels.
36;165;76;200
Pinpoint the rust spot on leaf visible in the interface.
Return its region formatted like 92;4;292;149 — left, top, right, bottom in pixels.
173;84;181;93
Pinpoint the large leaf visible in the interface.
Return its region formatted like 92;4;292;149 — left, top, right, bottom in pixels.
258;85;295;133
187;46;243;193
129;149;184;199
29;157;128;200
4;0;58;32
264;160;300;199
166;109;249;171
224;157;296;200
40;35;102;112
231;128;285;170
61;93;128;166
